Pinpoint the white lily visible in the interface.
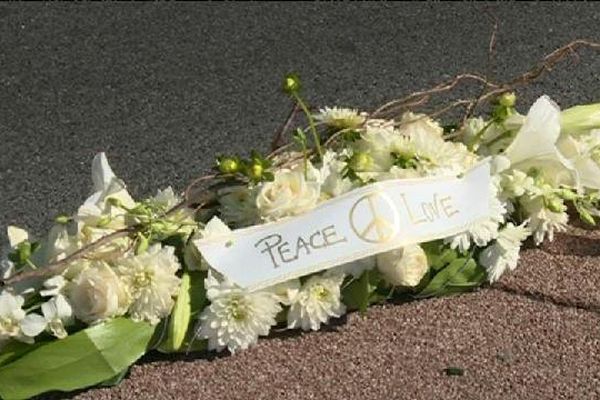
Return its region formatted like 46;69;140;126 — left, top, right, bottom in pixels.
503;96;578;189
556;131;600;189
76;153;135;228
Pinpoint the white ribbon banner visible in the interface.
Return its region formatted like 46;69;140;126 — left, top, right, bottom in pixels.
194;161;491;291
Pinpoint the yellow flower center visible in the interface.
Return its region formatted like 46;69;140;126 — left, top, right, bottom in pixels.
133;270;154;288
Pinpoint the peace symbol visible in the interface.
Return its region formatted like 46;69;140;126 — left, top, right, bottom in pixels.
349;191;399;244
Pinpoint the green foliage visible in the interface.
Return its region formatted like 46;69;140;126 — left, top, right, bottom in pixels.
342;270;387;313
0;318;156;400
418;257;486;298
158;271;207;353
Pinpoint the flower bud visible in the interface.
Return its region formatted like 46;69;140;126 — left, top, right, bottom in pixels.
218;157;240;174
579;208;596;226
545;196;565;213
55;215;71;225
282;73;301;94
561;103;600;134
349;151;373;172
499;92;516;108
248;163;264;181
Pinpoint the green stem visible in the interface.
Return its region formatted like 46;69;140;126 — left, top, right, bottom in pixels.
293;93;323;159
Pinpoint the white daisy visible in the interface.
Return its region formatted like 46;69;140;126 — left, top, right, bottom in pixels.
445;179;506;252
521;197;568;245
117;245;181;325
287;273;346;331
479;222;531;282
197;273;281;353
314;107;366;129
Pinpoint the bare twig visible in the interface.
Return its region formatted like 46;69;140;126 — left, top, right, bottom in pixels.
271;103;300;151
1;227;135;286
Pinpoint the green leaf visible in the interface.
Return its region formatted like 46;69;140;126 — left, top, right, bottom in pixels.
418;257;486;298
0;341;44;368
342;270;382;314
158;271;207;353
97;367;129;388
0;318;155;400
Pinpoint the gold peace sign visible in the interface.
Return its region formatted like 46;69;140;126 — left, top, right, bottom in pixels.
349;191;399;244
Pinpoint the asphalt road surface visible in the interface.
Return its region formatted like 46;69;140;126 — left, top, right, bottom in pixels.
1;4;600;400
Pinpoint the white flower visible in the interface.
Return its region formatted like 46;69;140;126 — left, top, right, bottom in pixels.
479;222;530;282
445;179;506;252
397;111;444;137
556;131;600;189
355;115;477;179
40;275;68;297
187;216;233;271
76;152;136;229
328;256;376;279
198;273;281;353
218;186;259;227
318;150;354;200
256;165;321;221
21;295;73;339
287;273;346;331
265;279;301;305
1;226;30;280
501;169;536;198
503;96;578;189
117;245;181;325
147;187;196;235
314;107;366;129
376;244;429;287
68;261;130;324
521;197;568;245
0;291;28;343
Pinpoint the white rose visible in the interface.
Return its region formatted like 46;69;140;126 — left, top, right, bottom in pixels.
68;262;130;324
256;166;321;221
376;244;429;287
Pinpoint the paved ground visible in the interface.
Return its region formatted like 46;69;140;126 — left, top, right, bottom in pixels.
1;3;600;400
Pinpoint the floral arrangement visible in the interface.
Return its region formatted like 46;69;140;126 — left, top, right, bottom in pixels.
0;40;599;400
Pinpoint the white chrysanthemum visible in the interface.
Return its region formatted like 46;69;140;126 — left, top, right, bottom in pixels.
445;179;506;252
397;111;444;137
117;245;181;325
287;273;346;331
218;186;260;227
256;164;321;221
198;273;281;353
521;197;568;245
355;118;477;179
376;244;429;287
314;107;366;129
479;222;531;282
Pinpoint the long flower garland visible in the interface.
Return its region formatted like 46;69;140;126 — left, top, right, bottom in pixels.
1;43;600;400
